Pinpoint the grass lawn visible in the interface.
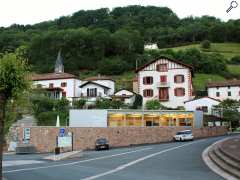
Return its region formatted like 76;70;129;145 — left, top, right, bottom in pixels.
227;65;240;75
160;43;240;60
193;73;226;91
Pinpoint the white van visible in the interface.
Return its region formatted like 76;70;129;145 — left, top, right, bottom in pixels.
174;130;194;141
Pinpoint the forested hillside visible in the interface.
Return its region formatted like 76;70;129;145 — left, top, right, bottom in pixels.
0;5;240;74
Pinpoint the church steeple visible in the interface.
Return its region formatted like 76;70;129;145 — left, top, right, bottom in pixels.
55;50;64;73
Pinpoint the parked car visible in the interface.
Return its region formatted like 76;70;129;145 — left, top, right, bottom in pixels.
174;130;194;141
95;138;109;150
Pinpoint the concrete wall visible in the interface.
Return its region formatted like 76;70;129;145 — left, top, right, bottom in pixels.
17;126;228;153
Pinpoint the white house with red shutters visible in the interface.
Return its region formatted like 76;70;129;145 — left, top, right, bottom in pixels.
134;56;194;108
32;51;82;102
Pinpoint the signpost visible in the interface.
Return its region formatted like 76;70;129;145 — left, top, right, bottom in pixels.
56;129;73;154
59;128;65;137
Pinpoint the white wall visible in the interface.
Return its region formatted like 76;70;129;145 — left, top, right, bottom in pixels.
138;59;192;108
208;86;240;101
69;110;108;127
115;90;134;96
92;80;115;95
81;83;108;97
33;78;81;101
184;97;220;115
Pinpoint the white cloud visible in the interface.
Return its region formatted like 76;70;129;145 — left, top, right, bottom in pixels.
0;0;239;27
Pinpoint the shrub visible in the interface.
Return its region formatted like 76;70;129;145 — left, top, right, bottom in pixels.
36;111;58;126
201;40;211;49
73;99;86;109
230;56;240;64
145;100;164;110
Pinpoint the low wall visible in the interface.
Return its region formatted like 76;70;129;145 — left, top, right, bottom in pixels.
16;126;228;153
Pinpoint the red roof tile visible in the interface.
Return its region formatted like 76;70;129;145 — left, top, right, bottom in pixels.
31;73;78;81
207;80;240;88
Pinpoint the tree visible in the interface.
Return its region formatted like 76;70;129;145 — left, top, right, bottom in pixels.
0;53;29;179
230;56;240;64
214;99;240;130
145;100;164;110
73;99;86;109
201;40;211;49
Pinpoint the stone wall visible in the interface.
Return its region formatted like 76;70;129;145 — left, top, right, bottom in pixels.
16;126;228;153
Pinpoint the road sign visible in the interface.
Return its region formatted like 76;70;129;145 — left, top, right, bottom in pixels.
59;128;65;137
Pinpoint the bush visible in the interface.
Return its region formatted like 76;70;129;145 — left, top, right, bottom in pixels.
230;56;240;64
201;40;211;49
36;111;58;126
145;100;164;110
73;99;86;109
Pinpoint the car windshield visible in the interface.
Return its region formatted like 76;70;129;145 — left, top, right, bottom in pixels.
96;139;107;143
176;131;192;135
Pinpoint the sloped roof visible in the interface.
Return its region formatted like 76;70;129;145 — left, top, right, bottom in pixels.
207;80;240;88
84;76;115;82
31;73;78;81
135;56;194;75
79;81;110;89
184;96;221;103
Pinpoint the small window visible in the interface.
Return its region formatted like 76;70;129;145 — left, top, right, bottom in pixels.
202;106;208;112
228;86;230;89
36;84;42;88
174;88;185;97
143;89;153;97
143;76;153;85
61;82;67;87
49;83;54;88
156;64;168;72
216;92;220;97
174;75;185;83
228;91;231;96
160;76;167;83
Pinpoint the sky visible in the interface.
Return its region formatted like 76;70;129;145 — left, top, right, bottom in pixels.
0;0;239;27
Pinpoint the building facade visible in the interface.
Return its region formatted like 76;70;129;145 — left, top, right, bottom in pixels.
184;97;221;115
111;89;136;106
135;56;193;108
207;80;240;101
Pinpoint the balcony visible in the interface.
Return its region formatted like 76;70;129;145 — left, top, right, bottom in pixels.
156;82;170;88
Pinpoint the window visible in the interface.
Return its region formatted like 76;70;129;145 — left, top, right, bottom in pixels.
228;86;231;89
62;92;66;97
174;88;185;96
49;83;54;88
143;76;153;85
87;88;97;97
36;84;42;88
143;89;153;97
216;92;220;97
174;75;185;83
61;82;67;87
228;91;231;96
160;76;167;83
156;64;168;72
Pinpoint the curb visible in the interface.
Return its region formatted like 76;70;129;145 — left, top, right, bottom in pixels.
43;151;83;161
202;137;239;180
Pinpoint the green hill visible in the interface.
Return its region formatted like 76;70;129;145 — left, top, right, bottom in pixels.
161;43;240;60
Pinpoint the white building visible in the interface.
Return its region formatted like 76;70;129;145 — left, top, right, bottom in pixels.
144;43;158;50
79;76;115;103
184;97;221;115
135;56;194;108
207;80;240;101
32;51;82;102
111;89;136;106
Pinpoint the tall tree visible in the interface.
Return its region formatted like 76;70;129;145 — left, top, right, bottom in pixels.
0;53;30;179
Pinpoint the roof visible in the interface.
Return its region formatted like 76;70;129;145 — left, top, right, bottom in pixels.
31;73;78;81
135;56;194;75
115;89;136;95
184;96;221;103
84;76;115;82
207;80;240;88
79;81;110;89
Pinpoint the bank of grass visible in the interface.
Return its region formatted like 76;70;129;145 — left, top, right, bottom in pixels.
227;65;240;75
161;43;240;60
193;73;226;91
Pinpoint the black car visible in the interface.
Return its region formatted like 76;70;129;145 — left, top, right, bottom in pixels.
95;138;109;150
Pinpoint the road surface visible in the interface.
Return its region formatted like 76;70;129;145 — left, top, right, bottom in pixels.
3;136;226;180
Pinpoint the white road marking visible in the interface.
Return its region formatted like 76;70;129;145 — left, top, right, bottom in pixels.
3;147;152;173
82;140;206;180
3;160;44;167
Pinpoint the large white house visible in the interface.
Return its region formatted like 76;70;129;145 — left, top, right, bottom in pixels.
135;56;194;108
32;52;82;102
184;97;221;115
207;80;240;101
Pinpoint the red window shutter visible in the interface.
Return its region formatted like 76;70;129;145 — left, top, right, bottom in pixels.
143;77;146;85
62;92;66;97
160;76;167;82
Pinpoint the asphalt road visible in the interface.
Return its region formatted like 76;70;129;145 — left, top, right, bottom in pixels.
3;136;226;180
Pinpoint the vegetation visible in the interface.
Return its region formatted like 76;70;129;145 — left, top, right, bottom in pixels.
145;100;165;110
230;55;240;64
201;40;211;49
0;53;30;179
73;99;86;109
96;98;126;109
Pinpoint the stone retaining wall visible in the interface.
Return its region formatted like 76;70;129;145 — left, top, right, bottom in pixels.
16;126;228;153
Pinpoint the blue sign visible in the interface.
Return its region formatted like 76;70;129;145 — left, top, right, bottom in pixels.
59;128;65;137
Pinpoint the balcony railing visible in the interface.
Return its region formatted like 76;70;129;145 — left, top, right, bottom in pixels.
156;82;170;87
